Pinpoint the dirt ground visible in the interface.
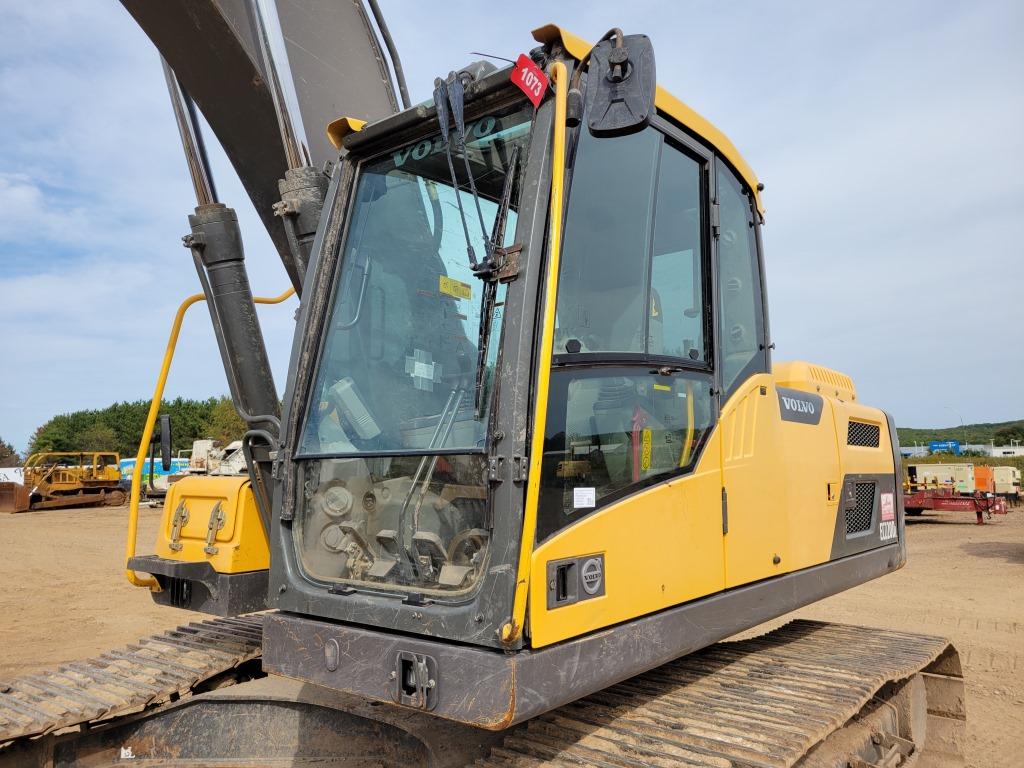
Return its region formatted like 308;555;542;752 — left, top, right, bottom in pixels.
0;504;1021;766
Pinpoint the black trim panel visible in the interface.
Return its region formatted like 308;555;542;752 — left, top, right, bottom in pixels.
264;544;903;729
129;555;268;617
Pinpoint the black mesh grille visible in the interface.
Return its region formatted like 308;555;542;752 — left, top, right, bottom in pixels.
847;420;880;447
846;483;875;534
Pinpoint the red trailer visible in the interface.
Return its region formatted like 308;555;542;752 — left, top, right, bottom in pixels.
904;487;1007;523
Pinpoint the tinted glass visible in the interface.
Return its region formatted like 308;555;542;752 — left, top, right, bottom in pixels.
554;128;659;354
555;127;704;360
651;143;704;360
717;163;763;394
536;368;713;541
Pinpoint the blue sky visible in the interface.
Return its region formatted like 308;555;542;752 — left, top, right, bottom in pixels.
1;1;1021;452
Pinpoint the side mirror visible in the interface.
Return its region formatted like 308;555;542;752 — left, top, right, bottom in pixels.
158;414;172;472
584;33;656;137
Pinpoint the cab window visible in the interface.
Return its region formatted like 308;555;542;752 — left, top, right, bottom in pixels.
554;127;705;362
716;161;765;395
538;125;713;541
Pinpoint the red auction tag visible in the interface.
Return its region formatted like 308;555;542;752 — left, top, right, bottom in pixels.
511;53;549;108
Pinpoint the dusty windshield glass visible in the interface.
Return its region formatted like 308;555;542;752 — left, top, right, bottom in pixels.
299;103;531;457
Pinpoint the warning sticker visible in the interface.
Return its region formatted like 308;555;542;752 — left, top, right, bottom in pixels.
880;492;895;522
439;275;472;300
573;487;596;509
640;429;652;471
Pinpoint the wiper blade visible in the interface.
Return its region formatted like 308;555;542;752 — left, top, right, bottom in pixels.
445;71;491;273
432;77;478;269
473;145;520;414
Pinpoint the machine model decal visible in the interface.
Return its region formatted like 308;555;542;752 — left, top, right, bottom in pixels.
879;520;897;541
580;557;604;595
776;387;824;426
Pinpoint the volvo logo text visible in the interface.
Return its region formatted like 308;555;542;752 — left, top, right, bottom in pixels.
781;396;815;415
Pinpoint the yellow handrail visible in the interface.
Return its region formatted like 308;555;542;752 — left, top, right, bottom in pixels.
504;61;568;643
125;287;296;589
680;380;695;467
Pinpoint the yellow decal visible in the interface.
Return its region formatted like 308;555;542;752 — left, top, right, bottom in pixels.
439;275;472;300
653;383;671;392
641;428;652;471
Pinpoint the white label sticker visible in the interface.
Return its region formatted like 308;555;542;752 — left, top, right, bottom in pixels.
573;487;596;509
879;520;897;541
880;492;895;522
412;361;435;380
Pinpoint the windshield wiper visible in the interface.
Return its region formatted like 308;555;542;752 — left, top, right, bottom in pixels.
432;76;481;270
473;145;520;414
445;71;492;274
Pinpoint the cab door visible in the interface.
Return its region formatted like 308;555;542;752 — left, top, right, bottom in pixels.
527;119;726;648
713;160;783;587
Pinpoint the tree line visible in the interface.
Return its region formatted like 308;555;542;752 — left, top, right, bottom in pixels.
1;397;246;464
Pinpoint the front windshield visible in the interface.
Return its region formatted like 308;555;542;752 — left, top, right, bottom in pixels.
293;100;532;596
299;102;531;457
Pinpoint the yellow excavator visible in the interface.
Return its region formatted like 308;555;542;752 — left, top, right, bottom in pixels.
0;3;967;766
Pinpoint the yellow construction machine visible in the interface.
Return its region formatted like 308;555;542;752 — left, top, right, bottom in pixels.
0;4;967;766
0;451;125;513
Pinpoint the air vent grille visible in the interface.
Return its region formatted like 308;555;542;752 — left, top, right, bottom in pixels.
848;420;880;447
846;483;875;535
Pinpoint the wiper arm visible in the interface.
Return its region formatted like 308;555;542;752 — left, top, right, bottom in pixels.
432;77;479;270
473;145;520;414
445;71;492;273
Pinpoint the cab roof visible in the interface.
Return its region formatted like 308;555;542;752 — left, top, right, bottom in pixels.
532;24;764;214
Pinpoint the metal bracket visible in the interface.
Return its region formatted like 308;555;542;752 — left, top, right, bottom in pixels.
710;202;721;238
494;243;523;283
181;232;206;250
511;454;527;483
848;730;915;768
169;501;190;552
488;455;527;484
203;501;226;555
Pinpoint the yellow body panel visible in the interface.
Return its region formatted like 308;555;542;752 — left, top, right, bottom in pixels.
531;24;763;213
529;432;725;649
155;475;269;573
721;374;840;586
527;362;896;649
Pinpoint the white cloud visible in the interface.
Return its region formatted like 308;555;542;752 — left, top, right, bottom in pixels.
0;0;1021;452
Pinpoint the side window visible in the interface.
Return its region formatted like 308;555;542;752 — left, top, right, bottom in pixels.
555;128;659;355
555;128;705;361
651;143;705;360
537;369;712;542
716;162;764;395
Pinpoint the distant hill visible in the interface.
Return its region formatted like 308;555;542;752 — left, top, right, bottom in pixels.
896;419;1024;447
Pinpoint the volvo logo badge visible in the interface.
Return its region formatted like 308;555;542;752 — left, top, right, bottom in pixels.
580;557;603;595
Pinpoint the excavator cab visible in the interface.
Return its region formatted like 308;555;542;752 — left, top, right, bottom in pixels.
260;27;905;729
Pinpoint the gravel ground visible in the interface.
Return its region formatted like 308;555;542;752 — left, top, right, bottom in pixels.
0;503;1020;765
